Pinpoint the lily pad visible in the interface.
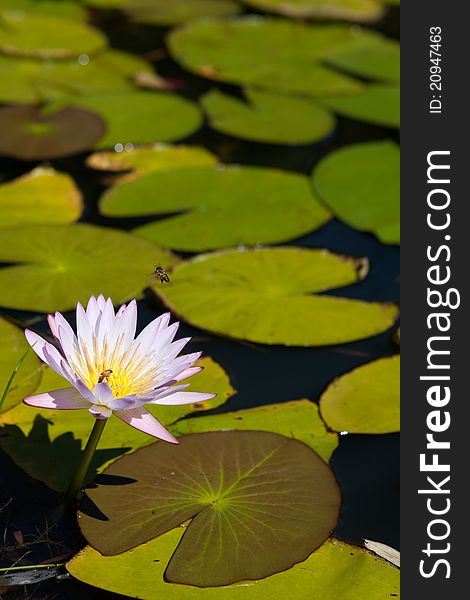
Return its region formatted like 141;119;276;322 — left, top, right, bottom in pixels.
201;89;336;145
325;32;400;83
0;10;107;58
153;247;399;346
67;534;399;599
0;167;83;228
171;399;338;462
0;49;153;105
78;431;341;586
312;140;400;244
51;90;202;149
320;84;400;128
0;0;87;20
0;316;41;413
101;165;330;251
320;355;400;433
0;105;105;160
86;144;217;176
168;18;376;97
0;223;177;312
241;0;385;22
0;356;234;490
124;0;242;26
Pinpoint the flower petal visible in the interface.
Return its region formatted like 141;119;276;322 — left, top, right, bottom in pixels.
152;391;216;406
115;406;178;443
47;314;59;342
92;382;115;405
24;388;89;410
25;329;75;385
89;404;112;419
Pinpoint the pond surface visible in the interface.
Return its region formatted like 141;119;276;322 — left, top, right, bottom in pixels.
0;5;399;599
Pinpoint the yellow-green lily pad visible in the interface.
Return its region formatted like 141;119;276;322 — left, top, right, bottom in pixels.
67;533;399;599
0;0;87;20
320;84;399;128
101;165;330;251
201;89;336;145
0;10;107;58
86;144;217;176
168;18;375;97
124;0;242;26
0;316;41;413
78;431;341;586
153;247;399;346
320;355;400;433
0;356;235;490
0;167;83;228
51;90;203;149
241;0;385;22
0;223;177;312
312;140;400;244
170;399;338;462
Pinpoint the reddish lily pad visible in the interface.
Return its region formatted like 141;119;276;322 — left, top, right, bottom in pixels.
0;105;105;160
78;431;341;586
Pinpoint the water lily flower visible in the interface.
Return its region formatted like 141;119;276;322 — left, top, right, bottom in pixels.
24;295;215;444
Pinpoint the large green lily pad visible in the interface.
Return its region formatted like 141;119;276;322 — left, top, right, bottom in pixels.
171;399;338;462
0;10;107;58
67;534;399;599
325;32;400;83
312;140;400;244
0;49;153;105
241;0;385;21
0;223;177;312
124;0;242;26
87;144;217;177
78;430;341;586
51;90;202;149
0;0;87;20
320;84;399;128
0;167;83;228
0;105;105;160
168;18;377;97
101;165;330;251
153;247;398;346
320;355;400;433
201;89;336;145
0;356;234;490
0;317;41;413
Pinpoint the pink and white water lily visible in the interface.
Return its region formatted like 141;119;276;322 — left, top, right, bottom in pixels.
24;295;215;444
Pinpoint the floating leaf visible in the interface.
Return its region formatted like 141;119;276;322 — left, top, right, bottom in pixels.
241;0;385;22
0;167;82;228
0;317;41;413
0;0;87;20
0;49;154;105
101;165;330;251
78;431;341;586
0;357;234;490
87;144;217;177
320;84;399;128
171;399;338;462
0;105;105;160
320;355;400;433
51;91;202;149
168;18;377;97
124;0;242;26
153;248;398;346
0;223;177;312
312;140;400;244
201;89;336;145
0;10;107;58
363;540;400;567
325;32;400;83
67;534;399;599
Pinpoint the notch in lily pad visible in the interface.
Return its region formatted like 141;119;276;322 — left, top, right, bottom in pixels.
0;105;105;160
78;430;341;586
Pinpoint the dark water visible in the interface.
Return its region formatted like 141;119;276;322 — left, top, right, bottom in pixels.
0;6;399;599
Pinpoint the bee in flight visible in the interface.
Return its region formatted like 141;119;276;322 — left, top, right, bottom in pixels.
98;369;113;384
153;266;170;284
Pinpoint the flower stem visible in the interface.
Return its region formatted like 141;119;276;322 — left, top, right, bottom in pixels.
64;418;107;506
0;345;34;412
